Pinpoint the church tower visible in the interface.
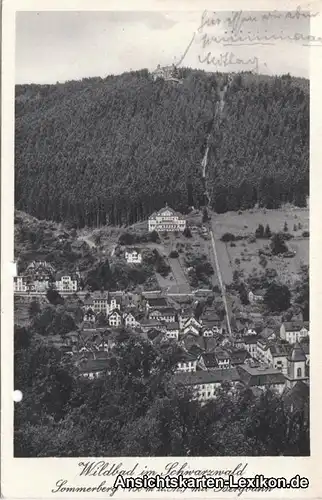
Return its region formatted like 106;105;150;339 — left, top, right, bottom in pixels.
285;342;308;389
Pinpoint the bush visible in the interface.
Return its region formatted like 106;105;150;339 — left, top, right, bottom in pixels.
221;233;235;242
183;227;192;238
270;233;288;255
302;231;309;238
169;250;179;258
119;232;135;245
230;242;236;247
255;224;265;238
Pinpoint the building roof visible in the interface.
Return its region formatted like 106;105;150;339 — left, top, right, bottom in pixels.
237;364;286;386
174;368;241;386
250;289;266;297
166;322;179;330
108;309;122;317
214;348;230;360
202;352;219;368
287;342;307;362
269;343;289;357
79;358;109;374
259;327;275;340
149;307;176;316
148;205;185;220
242;334;260;345
177;351;198;363
147;328;164;341
283;321;309;332
91;291;109;300
301;340;310;355
140;318;165;328
125;247;141;254
229;349;250;365
146;297;168;308
188;344;204;357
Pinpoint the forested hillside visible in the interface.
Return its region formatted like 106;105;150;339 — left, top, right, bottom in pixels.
15;69;309;228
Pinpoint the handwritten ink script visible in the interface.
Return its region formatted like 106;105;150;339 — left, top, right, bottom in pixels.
182;6;321;74
51;460;252;497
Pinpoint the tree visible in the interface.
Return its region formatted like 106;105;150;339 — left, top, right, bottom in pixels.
183;227;192;238
295;265;309;321
202;208;210;223
284;221;288;232
264;282;291;312
238;282;249;305
46;289;64;305
270;233;288;255
28;299;41;319
255;224;264;238
264;224;272;238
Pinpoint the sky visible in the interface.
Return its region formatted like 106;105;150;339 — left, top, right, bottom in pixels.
15;10;313;84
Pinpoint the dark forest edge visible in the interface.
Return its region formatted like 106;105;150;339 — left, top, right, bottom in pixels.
15;69;308;228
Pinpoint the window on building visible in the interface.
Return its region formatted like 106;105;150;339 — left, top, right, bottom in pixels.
297;367;302;378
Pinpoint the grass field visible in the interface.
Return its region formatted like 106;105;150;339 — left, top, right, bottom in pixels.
210;206;309;285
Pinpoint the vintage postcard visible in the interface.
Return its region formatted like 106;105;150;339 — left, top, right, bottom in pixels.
1;0;322;498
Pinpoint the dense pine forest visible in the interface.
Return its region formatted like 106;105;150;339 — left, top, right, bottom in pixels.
15;68;309;228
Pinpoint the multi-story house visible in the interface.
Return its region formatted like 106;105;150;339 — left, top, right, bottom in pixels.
123;312;139;328
84;292;110;314
55;273;78;293
176;352;198;373
238;334;259;359
151;63;180;82
248;289;265;304
182;316;202;335
124;248;142;264
165;322;180;340
148;307;176;323
148;204;186;232
108;310;122;327
237;363;286;394
145;296;168;311
13;276;28;292
174;369;242;402
280;321;309;344
284;342;309;389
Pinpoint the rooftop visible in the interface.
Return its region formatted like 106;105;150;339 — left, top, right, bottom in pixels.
287;343;307;362
146;297;168;308
283;321;309;332
148;205;185;219
237;364;286;386
174;368;241;386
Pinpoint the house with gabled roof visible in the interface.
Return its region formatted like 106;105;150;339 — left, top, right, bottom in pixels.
285;342;309;389
124;248;142;264
173;368;242;402
280;321;309;344
148;307;176;323
248;289;265;304
237;363;286;394
165;321;180;340
79;358;109;379
108;309;122;327
176;351;198;373
123;312;139;328
140;318;166;333
148;204;186;232
145;296;168;311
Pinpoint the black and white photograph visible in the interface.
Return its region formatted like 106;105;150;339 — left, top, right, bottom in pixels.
10;6;312;463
